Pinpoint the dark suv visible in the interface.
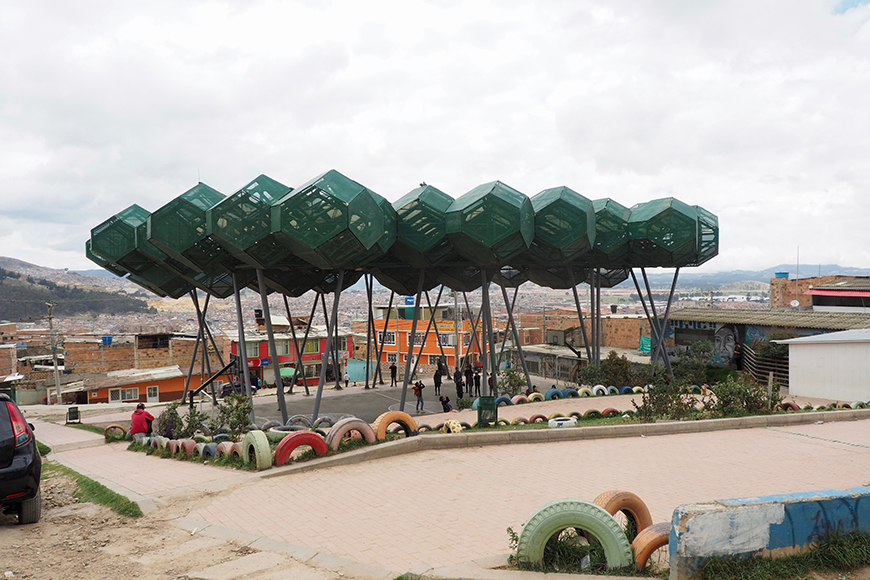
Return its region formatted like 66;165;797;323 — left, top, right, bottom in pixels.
0;394;41;524
219;381;258;398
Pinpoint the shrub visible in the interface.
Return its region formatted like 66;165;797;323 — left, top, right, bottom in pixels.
599;351;632;387
499;366;527;398
633;372;697;422
752;329;797;359
456;397;473;410
702;374;782;418
673;340;713;386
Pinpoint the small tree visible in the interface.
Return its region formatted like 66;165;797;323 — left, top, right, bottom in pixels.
499;366;527;398
210;394;254;441
599;351;632;387
673;340;713;386
633;373;697;422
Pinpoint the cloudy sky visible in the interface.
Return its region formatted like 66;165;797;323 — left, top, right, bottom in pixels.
1;0;869;275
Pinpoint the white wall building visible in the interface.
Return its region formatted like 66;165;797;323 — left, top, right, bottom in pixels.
778;329;870;402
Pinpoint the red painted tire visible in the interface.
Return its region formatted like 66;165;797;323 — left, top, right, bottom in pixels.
593;490;653;539
180;439;197;455
168;440;182;456
781;401;800;412
601;407;620;416
324;417;376;451
529;414;547;423
631;521;671;570
371;411;418;440
274;431;328;467
215;441;235;457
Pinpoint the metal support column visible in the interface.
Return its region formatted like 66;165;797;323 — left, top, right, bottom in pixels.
373;291;395;385
289;293;318;396
232;273;255;423
313;271;343;421
257;269;288;424
499;282;531;389
568;268;593;363
399;270;425;412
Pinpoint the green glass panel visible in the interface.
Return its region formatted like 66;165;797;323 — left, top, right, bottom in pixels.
628;198;697;267
90;205;149;264
524;187;595;265
526;265;588;289
372;269;441;295
588;199;630;268
694;206;719;266
85;240;128;277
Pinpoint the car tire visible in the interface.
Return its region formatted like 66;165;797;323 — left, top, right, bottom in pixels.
274;431;328;466
631;522;671;570
243;430;272;471
18;488;42;524
593;490;653;539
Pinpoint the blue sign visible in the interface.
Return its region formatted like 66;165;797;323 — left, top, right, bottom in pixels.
405;296;415;306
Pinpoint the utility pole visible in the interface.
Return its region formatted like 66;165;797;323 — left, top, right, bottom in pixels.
46;302;62;405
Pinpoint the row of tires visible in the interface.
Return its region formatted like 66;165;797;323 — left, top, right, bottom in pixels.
516;490;670;571
419;409;636;433
481;386;649;407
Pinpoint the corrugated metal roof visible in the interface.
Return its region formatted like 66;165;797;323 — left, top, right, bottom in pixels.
814;277;870;290
665;308;870;330
776;328;870;344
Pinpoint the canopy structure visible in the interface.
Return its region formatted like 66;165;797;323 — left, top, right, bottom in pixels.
87;168;719;420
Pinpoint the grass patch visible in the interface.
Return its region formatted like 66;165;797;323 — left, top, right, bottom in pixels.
699;531;870;580
36;439;52;456
41;461;143;519
69;423;106;435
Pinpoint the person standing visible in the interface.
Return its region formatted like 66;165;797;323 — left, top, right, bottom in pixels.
413;381;426;412
343;370;350;389
454;367;464;399
464;365;473;391
488;374;496;397
433;368;442;395
390;362;398;387
473;370;481;397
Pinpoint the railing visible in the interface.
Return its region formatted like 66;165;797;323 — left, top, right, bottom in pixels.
742;343;789;388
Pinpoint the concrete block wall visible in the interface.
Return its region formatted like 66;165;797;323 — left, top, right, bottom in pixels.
670;487;870;579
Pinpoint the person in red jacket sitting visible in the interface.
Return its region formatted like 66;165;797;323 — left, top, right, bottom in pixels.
131;403;155;436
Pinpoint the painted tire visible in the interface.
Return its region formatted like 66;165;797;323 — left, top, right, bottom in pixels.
180;439;197;455
274;431;328;466
168;440;182;456
215;441;235;457
607;386;619;396
198;424;211;436
601;408;620;416
313;416;335;429
561;388;579;398
497;418;510;426
545;389;561;400
495;396;512;406
511;417;528;425
689;385;702;394
213;433;230;442
548;412;566;420
584;409;603;419
511;395;530;405
460;421;472;430
201;443;218;459
631;522;671;570
417;424;432;432
157;437;171;451
578;388;593;397
516;499;632;569
442;419;463;433
229;442;244;457
633;387;645;394
371;411;419;440
150;436;161;449
781;402;800;412
471;398;481;410
801;404;814;411
620;386;633;394
286;415;312;428
529;414;547;423
267;426;296;443
433;422;445;431
324;417;377;451
243;430;272;471
260;420;282;431
568;411;583;419
593;490;653;538
836;403;851;410
104;424;127;439
528;393;545;402
853;401;868;409
592;385;608;396
191;442;206;458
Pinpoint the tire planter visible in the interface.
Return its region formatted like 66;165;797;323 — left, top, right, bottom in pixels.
229;442;244;457
242;430;272;471
621;409;636;418
198;424;211;436
511;417;528;425
561;388;579;398
168;440;182;456
150;436;161;448
417;424;432;432
620;386;633;395
286;415;312;428
688;385;702;395
781;402;800;412
459;421;472;430
547;412;566;420
267;426;295;443
607;386;619;396
801;404;815;411
324;417;377;451
215;441;235;457
633;387;645;394
593;490;653;539
179;439;197;455
529;414;547;423
511;394;530;405
104;424;128;439
495;396;512;406
260;420;282;431
592;385;608;396
545;389;561;400
371;411;418;440
201;442;218;459
213;433;230;442
471;398;481;410
568;410;583;419
853;401;868;409
191;442;206;458
441;419;463;433
313;416;335;429
601;408;620;416
157;437;171;451
578;388;593;397
528;392;545;402
274;430;328;466
516;499;633;569
584;409;603;419
631;521;671;570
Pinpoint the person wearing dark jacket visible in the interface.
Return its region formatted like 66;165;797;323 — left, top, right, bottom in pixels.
454;368;463;399
439;395;453;413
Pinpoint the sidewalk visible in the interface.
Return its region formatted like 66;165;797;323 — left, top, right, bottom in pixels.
31;389;870;579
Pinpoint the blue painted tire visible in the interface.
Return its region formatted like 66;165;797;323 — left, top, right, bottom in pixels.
213;433;230;442
562;389;579;398
545;389;561;400
471;397;481;410
201;443;218;459
495;396;512;406
620;386;633;394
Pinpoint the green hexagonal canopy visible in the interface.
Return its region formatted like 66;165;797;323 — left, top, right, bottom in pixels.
388;184;454;268
525;265;588;289
694;206;719;267
520;187;595;266
270;170;390;269
85;240;128;278
588;199;630;268
628;197;701;267
445;181;534;268
372;268;441;296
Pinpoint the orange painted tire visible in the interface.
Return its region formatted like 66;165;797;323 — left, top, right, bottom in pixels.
274;431;328;466
631;521;670;570
325;417;376;451
180;439;197;455
104;424;127;439
529;414;547;423
601;407;620;416
229;442;244;458
593;490;653;538
371;411;418;440
215;441;235;457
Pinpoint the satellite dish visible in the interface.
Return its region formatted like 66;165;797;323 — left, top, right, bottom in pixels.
790;300;800;307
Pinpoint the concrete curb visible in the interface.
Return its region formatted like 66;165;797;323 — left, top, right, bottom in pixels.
259;408;870;479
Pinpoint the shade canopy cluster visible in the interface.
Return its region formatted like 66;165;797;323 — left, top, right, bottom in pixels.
86;170;718;298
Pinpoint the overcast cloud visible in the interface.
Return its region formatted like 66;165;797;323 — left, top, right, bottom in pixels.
1;0;869;275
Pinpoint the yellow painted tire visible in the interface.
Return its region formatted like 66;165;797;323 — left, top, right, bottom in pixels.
371;411;418;440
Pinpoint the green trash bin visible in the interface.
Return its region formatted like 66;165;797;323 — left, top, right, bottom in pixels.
477;396;497;428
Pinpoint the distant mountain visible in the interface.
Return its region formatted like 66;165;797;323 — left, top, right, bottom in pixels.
634;264;870;289
75;268;125;280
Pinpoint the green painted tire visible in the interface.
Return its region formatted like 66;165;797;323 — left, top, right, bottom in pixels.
191;442;206;458
243;430;272;471
517;498;632;569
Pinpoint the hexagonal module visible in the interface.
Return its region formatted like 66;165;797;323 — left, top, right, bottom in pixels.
520;186;596;266
492;267;529;288
434;263;485;293
372;268;441;296
588;198;631;268
694;206;719;267
445;181;534;269
389;184;455;268
270;170;390;270
628;197;701;268
525;265;588;289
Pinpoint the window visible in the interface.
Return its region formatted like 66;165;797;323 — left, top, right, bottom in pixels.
304;363;321;377
109;387;139;402
527;360;540;375
302;341;319;354
437;332;454;347
386;353;397;363
379;331;396;345
244;341;259;357
412;333;427;346
334;336;348;351
275;340;290;356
